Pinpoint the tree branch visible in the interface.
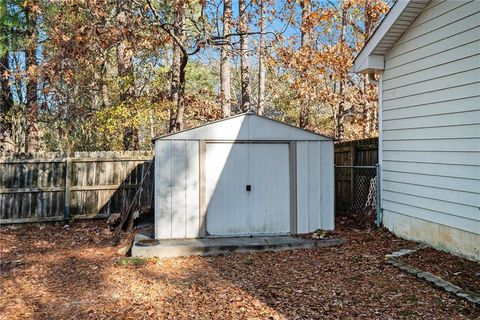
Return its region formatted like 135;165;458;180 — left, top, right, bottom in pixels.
145;0;188;57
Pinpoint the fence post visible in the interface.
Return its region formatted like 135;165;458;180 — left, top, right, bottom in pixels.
64;157;72;224
375;163;381;227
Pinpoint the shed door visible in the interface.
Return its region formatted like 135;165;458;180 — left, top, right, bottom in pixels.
205;143;290;236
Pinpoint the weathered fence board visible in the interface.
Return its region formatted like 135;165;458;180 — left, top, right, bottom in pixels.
334;138;378;214
0;151;153;224
334;137;378;167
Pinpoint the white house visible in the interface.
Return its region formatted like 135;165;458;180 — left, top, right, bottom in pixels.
353;0;480;259
152;113;334;239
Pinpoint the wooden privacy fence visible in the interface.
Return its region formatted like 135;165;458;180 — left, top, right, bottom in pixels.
334;137;378;167
0;151;153;224
334;138;379;215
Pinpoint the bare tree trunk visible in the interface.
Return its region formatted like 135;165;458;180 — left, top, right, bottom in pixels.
24;7;39;153
220;0;232;117
0;54;12;111
299;105;310;128
170;44;181;131
337;83;345;140
364;75;372;136
336;7;347;141
117;0;138;150
149;110;154;139
176;54;187;131
101;59;110;108
0;55;13;112
363;0;373;137
93;54;110;110
297;0;311;127
300;0;311;48
169;0;186;132
0;52;14;151
257;0;266;116
239;0;251;112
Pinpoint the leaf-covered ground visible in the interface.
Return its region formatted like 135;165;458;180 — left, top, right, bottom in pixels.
400;247;480;294
1;219;478;319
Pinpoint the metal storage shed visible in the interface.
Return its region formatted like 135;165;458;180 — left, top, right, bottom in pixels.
153;113;334;239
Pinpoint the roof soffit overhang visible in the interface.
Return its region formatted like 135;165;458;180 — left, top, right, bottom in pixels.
352;0;430;74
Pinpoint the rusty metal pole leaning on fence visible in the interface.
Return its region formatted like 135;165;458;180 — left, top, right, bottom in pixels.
375;163;381;227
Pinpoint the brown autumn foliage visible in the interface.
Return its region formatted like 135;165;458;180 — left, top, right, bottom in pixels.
400;247;480;294
270;0;389;140
1;0;389;152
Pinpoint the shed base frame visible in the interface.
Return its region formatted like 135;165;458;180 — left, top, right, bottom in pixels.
132;231;345;258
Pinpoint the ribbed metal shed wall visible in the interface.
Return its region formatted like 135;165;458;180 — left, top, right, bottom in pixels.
153;114;334;239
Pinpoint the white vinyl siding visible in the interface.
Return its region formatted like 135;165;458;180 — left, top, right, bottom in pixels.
381;0;480;235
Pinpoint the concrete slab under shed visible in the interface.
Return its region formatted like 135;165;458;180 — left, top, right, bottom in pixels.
131;232;345;258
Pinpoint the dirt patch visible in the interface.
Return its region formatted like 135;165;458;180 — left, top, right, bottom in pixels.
400;247;480;294
0;219;478;319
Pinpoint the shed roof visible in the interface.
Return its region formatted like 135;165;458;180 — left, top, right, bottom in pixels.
352;0;430;74
153;113;332;141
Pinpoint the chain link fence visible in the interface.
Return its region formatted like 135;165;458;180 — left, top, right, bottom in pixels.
335;165;380;227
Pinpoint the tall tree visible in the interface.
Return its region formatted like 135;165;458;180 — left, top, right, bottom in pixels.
220;0;232;117
0;51;14;151
0;53;12;111
257;0;266;115
147;0;221;131
298;0;312;128
271;0;389;139
24;3;39;152
167;0;191;132
300;0;311;47
362;1;373;136
360;0;382;136
238;0;251;112
0;0;390;151
116;0;139;150
334;5;347;140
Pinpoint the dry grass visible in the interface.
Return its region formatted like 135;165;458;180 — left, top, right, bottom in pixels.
0;218;478;319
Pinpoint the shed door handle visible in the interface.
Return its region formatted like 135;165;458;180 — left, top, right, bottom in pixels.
246;185;251;191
